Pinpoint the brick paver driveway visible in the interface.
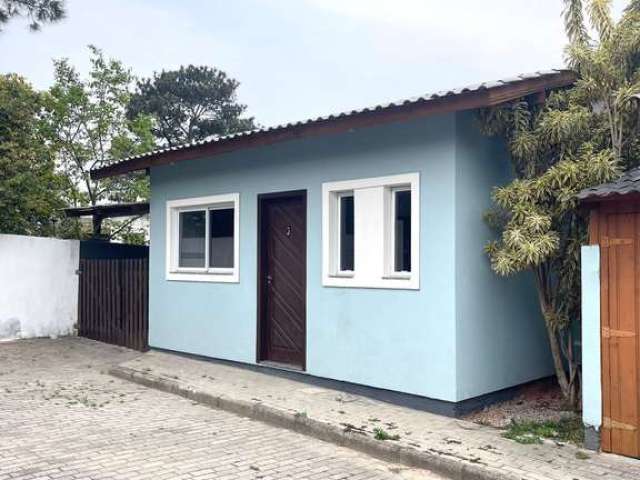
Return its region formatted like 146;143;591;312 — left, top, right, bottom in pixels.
0;338;441;480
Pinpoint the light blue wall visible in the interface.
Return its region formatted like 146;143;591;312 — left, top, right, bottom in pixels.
453;111;553;401
148;111;549;403
150;114;458;401
581;245;601;429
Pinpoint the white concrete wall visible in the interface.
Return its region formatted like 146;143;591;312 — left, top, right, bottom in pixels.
0;234;80;341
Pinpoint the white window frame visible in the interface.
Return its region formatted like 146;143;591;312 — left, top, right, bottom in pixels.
166;193;240;283
322;173;419;290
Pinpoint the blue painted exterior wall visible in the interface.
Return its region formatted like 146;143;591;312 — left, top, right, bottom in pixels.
148;111;550;403
581;245;601;430
453;112;553;401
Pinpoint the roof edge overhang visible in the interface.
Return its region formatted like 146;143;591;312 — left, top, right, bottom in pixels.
91;70;576;180
64;202;150;219
580;191;640;207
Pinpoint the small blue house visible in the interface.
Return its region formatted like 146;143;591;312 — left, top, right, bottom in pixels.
92;70;575;414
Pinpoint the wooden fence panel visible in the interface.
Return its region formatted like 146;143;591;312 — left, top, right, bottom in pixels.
78;258;148;351
598;211;640;458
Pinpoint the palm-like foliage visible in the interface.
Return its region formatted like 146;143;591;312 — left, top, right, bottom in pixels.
563;0;590;46
588;0;613;41
479;1;640;406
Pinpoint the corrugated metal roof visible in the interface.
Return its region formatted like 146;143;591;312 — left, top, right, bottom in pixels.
578;167;640;201
91;69;574;178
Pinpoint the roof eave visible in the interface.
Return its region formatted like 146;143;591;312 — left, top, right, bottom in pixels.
579;191;640;206
64;202;150;219
91;70;577;180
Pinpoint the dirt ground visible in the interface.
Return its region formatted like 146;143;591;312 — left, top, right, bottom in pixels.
464;380;578;428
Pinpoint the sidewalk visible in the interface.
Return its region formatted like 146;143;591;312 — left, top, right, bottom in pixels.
110;350;640;480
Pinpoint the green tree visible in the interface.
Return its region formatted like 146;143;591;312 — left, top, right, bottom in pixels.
479;0;640;406
0;74;74;236
127;65;255;147
42;46;155;241
0;0;65;31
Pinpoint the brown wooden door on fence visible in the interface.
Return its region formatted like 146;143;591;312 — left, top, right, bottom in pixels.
78;258;149;351
595;209;640;458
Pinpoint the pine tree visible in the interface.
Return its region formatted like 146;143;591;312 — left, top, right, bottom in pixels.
0;0;65;31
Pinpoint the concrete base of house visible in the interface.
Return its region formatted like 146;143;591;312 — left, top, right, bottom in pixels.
583;426;601;451
152;347;553;417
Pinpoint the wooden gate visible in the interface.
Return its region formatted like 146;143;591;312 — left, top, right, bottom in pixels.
78;241;149;351
590;206;640;457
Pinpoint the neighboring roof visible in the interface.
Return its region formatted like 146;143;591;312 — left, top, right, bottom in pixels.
578;168;640;203
64;202;150;218
91;69;576;180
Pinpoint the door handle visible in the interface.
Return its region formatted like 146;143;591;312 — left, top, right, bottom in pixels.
266;274;273;286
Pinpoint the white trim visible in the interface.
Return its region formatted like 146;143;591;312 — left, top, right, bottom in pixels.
165;193;240;283
322;173;419;290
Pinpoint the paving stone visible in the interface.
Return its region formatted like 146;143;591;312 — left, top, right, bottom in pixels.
0;338;439;480
116;347;640;480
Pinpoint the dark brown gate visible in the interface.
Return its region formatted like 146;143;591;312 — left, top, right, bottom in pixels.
78;241;149;351
257;191;307;369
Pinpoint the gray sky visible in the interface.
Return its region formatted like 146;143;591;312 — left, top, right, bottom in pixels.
0;0;628;126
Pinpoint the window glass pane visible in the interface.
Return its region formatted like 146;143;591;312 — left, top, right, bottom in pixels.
340;195;354;271
209;208;234;268
394;190;411;272
179;210;205;267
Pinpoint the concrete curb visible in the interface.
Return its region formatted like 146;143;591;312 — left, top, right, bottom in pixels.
109;365;517;480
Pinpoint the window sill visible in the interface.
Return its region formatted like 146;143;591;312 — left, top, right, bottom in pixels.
382;272;412;280
329;271;355;278
166;271;239;283
323;275;418;290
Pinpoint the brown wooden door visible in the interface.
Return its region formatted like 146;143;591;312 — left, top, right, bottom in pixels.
258;191;306;369
600;211;640;457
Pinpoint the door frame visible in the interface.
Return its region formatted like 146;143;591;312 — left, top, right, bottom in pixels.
256;189;307;370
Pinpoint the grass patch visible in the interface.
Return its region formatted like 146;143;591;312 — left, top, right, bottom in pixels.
373;427;400;441
503;417;584;446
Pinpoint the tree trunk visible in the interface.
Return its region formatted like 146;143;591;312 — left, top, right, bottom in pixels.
534;266;579;408
543;318;572;397
92;214;104;238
